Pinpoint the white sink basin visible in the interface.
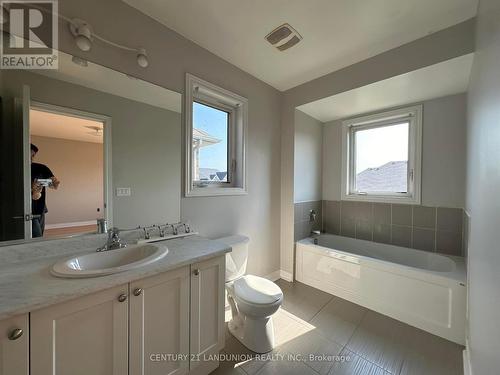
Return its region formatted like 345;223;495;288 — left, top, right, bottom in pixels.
51;244;168;278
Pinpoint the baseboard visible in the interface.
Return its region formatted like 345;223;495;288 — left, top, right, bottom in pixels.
463;339;473;375
264;270;281;282
279;270;293;282
263;270;293;282
45;220;97;229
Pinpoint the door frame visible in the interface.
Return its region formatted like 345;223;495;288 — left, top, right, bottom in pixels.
28;101;114;228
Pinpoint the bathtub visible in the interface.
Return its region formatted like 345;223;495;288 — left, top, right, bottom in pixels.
295;234;466;344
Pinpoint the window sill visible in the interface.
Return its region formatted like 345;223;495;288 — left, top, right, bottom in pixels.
185;186;248;197
341;193;421;205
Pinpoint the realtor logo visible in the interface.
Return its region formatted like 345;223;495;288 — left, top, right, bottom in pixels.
1;0;58;69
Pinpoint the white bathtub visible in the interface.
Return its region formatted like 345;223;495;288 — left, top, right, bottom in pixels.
296;234;466;344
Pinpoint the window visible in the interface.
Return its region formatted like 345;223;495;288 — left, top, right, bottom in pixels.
341;105;422;204
185;74;247;196
192;102;230;184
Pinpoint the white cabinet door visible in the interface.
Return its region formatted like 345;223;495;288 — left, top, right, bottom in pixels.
190;255;225;374
129;266;190;375
0;314;28;375
30;285;128;375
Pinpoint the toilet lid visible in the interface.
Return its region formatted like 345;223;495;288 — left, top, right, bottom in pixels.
234;275;283;305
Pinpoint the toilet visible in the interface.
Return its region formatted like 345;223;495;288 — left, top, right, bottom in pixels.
216;235;283;353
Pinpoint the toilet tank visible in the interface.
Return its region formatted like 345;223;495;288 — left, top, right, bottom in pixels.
215;235;250;282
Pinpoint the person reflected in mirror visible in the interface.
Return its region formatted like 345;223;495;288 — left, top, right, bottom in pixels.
31;143;60;238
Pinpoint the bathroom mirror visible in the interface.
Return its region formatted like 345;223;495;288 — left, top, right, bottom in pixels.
0;51;182;244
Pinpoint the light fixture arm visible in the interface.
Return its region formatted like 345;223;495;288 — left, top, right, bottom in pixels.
67;18;147;57
26;4;148;66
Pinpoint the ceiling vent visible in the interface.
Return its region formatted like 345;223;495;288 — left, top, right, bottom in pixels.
265;23;302;51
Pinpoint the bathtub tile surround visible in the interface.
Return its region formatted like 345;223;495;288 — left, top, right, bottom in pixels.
391;225;412;248
322;200;466;256
323;200;341;235
392;204;413;226
294;201;323;241
413;205;436;229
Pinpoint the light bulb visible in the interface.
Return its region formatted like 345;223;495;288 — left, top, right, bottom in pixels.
70;19;93;52
75;34;92;51
137;48;148;68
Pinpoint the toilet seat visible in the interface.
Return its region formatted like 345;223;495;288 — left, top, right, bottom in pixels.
233;275;283;305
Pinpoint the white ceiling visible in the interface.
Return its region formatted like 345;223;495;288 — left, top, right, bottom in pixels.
30;110;104;144
297;54;474;123
36;51;181;113
123;0;477;91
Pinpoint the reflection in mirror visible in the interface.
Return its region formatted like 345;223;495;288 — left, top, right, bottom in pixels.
0;51;182;244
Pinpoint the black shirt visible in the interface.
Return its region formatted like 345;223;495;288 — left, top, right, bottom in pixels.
31;162;54;215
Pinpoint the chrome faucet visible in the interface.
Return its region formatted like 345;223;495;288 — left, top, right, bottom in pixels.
143;225;156;240
311;230;321;245
97;227;127;252
158;224;170;237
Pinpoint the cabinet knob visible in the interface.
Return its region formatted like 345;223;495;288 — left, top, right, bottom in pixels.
117;293;127;302
193;269;200;276
133;288;143;296
8;328;23;341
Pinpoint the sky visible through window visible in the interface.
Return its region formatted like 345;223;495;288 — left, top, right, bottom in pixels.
193;102;228;172
355;122;409;173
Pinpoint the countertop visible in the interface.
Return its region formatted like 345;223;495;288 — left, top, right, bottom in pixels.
0;235;230;320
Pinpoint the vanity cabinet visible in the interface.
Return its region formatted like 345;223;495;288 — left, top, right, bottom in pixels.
21;255;225;375
189;256;225;374
0;314;29;375
129;266;190;375
30;284;129;375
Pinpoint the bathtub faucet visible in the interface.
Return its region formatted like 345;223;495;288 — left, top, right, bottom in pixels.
311;230;321;245
309;209;316;222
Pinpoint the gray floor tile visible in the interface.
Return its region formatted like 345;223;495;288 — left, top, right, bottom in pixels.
345;311;409;374
399;327;464;375
329;349;389;375
275;324;343;375
210;351;248;375
223;325;268;375
276;279;333;321
255;359;318;375
310;296;367;346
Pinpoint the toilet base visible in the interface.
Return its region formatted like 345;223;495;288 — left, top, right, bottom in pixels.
228;314;275;354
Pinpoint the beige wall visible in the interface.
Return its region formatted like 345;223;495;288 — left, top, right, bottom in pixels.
322;93;467;208
281;20;475;275
294;110;323;203
31;135;104;225
465;0;500;373
52;0;282;277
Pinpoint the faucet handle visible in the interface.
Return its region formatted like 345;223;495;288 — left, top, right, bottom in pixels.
158;223;169;237
143;225;156;240
108;227;120;239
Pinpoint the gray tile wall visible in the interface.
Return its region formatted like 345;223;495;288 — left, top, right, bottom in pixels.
322;200;466;256
294;201;323;241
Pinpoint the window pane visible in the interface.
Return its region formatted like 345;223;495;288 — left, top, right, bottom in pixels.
192;101;229;182
354;122;409;193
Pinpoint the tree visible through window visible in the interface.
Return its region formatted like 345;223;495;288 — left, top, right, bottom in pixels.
192;101;229;183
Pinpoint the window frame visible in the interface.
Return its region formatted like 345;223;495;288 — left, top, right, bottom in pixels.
185;74;248;197
341;105;422;204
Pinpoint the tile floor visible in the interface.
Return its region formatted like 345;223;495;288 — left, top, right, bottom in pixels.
212;279;464;375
